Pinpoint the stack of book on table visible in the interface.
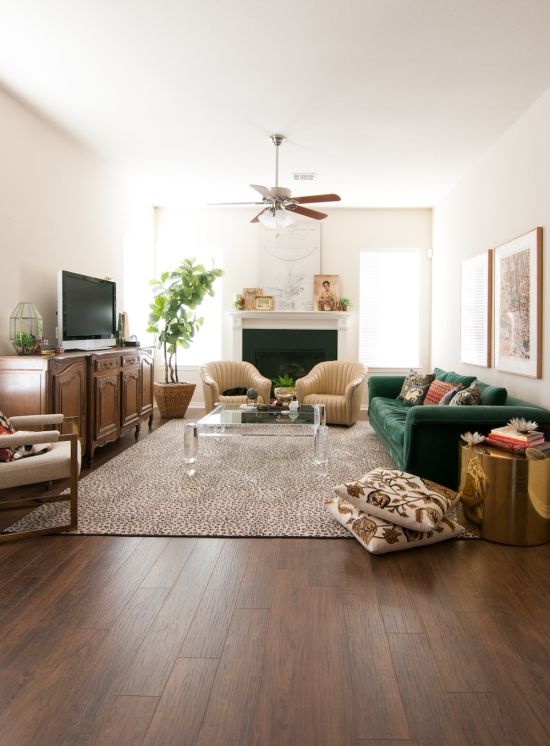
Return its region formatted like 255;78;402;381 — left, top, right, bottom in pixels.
485;425;547;455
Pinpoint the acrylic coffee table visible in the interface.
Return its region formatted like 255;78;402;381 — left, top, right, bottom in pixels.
184;403;328;474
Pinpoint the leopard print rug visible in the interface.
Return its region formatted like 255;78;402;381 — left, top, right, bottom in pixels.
8;421;475;538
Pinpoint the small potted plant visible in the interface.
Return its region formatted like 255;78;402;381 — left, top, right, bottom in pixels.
148;258;223;418
11;331;42;355
232;294;246;310
338;297;351;311
272;373;296;404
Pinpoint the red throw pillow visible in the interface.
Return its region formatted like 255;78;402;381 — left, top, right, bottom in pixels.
424;380;459;405
0;410;15;462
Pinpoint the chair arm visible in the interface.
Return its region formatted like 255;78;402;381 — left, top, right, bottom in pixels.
345;376;366;403
295;372;322;402
247;371;272;402
0;430;60;448
9;414;64;429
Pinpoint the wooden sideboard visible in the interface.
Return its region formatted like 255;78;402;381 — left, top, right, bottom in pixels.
0;347;154;463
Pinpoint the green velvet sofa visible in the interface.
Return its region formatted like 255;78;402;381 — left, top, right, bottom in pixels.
368;367;550;489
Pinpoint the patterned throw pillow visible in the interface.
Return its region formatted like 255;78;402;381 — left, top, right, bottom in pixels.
0;410;15;462
397;371;435;400
424;379;459;405
403;384;430;407
334;468;460;532
0;410;52;462
325;496;464;554
439;385;464;405
449;383;481;406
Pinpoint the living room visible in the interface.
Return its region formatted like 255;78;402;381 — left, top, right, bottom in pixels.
1;2;550;744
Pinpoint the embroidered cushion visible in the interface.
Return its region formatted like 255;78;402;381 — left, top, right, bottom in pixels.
397;371;434;400
449;383;481;406
402;384;430;407
424;379;459;405
334;468;460;532
438;385;464;405
325;496;464;554
0;410;15;462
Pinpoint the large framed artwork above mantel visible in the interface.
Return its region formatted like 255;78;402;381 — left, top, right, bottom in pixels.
493;227;542;378
258;221;321;310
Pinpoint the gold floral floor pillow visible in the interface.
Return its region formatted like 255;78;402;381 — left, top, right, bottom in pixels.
325;496;464;554
334;468;459;533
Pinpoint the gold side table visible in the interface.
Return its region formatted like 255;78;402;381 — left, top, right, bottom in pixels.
458;444;550;546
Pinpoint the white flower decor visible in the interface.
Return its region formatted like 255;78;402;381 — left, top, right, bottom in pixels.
460;431;486;447
508;417;539;434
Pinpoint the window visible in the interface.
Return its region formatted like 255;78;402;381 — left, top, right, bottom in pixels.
359;249;421;368
155;210;223;366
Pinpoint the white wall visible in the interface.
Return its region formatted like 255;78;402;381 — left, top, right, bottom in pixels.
155;206;432;405
432;86;550;408
0;87;153;354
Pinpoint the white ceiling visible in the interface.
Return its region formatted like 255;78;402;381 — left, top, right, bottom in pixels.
2;0;550;208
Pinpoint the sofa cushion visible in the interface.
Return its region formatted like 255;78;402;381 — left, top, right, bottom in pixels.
433;367;449;381
444;371;477;387
449;383;481;406
324;496;465;554
368;398;408;449
424;380;459;405
334;468;460;532
439;385;464;405
397;370;434;400
403;384;430;407
476;382;508;405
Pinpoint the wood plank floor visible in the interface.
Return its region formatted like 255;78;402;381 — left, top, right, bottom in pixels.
1;409;549;745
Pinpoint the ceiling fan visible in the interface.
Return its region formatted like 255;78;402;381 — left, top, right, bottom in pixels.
211;134;341;227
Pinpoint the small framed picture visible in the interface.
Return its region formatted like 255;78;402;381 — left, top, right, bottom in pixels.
254;295;273;311
244;288;262;310
314;274;340;311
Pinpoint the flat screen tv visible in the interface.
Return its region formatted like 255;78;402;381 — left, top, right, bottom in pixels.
57;270;117;350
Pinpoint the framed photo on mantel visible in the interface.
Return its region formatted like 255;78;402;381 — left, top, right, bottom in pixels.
493;227;542;378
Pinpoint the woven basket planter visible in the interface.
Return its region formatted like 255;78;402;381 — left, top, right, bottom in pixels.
154;382;196;419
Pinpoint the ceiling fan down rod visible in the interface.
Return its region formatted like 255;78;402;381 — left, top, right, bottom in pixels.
270;133;286;189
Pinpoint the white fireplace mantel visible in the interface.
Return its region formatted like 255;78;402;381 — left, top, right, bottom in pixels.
230;311;351;361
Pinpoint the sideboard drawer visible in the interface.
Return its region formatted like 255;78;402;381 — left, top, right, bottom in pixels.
94;357;119;371
122;355;140;367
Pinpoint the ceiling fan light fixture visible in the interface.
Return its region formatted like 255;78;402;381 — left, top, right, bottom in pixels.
258;207;294;229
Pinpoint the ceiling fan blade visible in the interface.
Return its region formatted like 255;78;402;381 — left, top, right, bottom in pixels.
293;193;341;204
286;205;328;220
250;184;273;199
208;201;265;205
250;209;268;223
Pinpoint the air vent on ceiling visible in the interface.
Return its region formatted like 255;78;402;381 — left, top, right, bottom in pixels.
292;172;317;181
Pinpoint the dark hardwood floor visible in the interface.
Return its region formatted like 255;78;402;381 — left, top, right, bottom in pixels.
1;408;549;745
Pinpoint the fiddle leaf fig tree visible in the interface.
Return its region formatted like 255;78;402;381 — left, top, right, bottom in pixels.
147;258;224;384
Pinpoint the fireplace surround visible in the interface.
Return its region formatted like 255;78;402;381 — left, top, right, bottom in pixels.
230;311;351;380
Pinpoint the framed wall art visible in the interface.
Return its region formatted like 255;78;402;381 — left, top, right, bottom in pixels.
243;288;262;310
258;221;321;310
254;295;273;311
460;251;493;367
314;275;340;311
493;227;542;378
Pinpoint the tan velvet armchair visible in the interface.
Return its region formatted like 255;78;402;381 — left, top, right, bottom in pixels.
0;413;80;542
200;361;272;413
295;361;367;426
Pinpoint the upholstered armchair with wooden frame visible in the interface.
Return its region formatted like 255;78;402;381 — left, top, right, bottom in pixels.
0;413;80;543
200;361;272;413
295;361;367;426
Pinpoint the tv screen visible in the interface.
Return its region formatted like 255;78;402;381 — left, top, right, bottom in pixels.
57;271;116;349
